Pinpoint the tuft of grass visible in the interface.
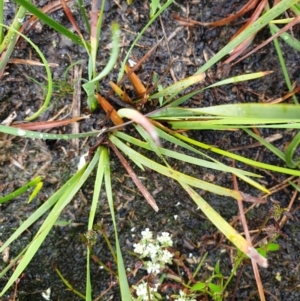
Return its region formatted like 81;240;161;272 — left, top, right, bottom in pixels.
0;0;300;299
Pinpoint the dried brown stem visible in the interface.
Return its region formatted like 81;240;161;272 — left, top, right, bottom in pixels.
108;140;159;212
232;162;266;301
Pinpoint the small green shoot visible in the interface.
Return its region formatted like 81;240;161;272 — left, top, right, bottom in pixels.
0;176;42;204
150;0;161;18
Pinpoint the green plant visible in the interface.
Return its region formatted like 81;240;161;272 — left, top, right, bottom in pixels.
0;0;300;300
129;228;278;300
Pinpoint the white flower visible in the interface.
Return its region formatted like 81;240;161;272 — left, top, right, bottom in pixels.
157;232;173;247
134;282;158;301
160;249;173;264
145;261;161;274
133;229;174;277
135;282;148;298
133;242;145;255
145;243;160;260
174;290;196;301
77;152;88;170
41;287;51;301
141;228;153;241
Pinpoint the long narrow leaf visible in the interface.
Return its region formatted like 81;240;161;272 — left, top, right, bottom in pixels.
243;128;286;162
0;124;102;139
15;0;86;48
114;131;260;177
103;148;132;301
174;132;300;176
86;146;105;301
109;135;243;200
180;183;267;268
113;130;269;194
151;104;300;119
195;0;297;75
83;22;119;110
0;24;53;121
0;176;42;204
0;148;101;297
0;168;85;254
285;131;300;168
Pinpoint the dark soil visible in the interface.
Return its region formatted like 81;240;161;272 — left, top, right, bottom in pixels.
1;1;300;301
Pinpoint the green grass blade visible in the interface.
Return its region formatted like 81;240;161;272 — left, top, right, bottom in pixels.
90;0;105;74
0;124;102;139
285;131;300;168
291;3;300;14
114;131;258;176
118;0;175;81
86;146;105;301
151;104;300;119
134;124;164;161
167;121;300;130
150;73;205;99
205;72;272;89
0;23;53;120
269;22;298;104
115;129;265;180
88;147;105;229
0;169;85;254
14;0;87;48
89;22;119;84
0;4;27;53
163;71;271;106
174;132;300;176
0;176;42;204
243;128;286;162
103;147;131;301
0;149;101;297
109;135;242;200
85;146;104;301
199;103;300;118
269;22;300;51
83;22;119;110
27;181;43;203
195;0;297;75
77;0;90;34
180;183;267;268
166;119;300;129
114;131;267;192
0;32;18;76
288;180;300;192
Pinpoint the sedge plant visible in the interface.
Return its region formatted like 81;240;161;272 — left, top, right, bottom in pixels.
0;0;300;300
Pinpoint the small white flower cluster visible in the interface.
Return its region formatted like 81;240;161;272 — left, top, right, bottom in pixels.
132;229;173;301
132;281;160;301
133;228;173;275
173;290;196;301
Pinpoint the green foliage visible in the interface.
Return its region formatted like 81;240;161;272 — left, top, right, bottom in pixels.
14;0;87;48
0;176;42;204
150;0;161;18
0;0;299;299
190;241;279;300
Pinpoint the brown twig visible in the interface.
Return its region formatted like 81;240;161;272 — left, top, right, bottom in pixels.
71;64;82;148
232;15;300;66
232;161;266;301
279;179;299;228
108;140;159;212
